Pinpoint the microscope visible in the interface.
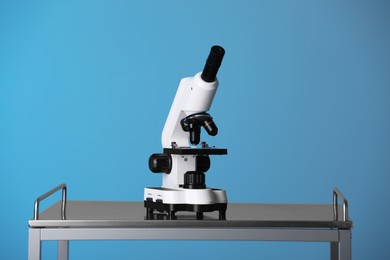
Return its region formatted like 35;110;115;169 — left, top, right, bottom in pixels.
144;46;228;220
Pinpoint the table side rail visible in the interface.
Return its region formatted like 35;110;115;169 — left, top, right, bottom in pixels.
333;188;349;222
34;184;67;220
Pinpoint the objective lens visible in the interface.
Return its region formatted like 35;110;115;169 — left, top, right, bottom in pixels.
203;119;218;136
189;127;201;145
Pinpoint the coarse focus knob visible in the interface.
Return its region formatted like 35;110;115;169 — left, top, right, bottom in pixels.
183;171;206;189
149;153;172;174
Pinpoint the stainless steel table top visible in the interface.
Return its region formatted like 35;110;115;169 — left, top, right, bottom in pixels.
29;201;352;229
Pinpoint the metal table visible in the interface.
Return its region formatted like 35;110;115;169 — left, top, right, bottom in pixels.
28;184;352;260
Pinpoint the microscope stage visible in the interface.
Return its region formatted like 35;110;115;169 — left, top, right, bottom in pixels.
163;147;227;155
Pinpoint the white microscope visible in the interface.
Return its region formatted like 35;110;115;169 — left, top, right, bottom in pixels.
144;46;227;220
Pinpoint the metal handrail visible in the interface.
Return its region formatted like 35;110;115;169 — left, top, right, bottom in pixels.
33;183;67;220
333;187;349;222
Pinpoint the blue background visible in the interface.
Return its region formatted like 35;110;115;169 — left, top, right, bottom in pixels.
1;1;389;259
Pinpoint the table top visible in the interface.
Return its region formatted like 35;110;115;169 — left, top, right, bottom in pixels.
29;201;352;229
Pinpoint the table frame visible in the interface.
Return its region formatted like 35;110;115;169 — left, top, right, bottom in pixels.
28;184;352;260
28;226;351;260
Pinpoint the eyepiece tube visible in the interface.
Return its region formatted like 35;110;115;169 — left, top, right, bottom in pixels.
201;45;225;83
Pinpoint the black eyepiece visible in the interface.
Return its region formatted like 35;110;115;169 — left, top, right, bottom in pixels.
201;45;225;83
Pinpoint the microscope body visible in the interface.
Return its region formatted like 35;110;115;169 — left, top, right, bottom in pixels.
161;72;217;188
144;46;227;220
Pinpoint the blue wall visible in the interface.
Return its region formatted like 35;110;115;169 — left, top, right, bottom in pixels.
1;1;389;259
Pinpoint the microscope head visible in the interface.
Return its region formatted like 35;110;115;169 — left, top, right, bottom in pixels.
161;45;225;148
179;46;224;145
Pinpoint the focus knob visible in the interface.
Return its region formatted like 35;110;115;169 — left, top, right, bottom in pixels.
149;153;172;173
183;171;206;189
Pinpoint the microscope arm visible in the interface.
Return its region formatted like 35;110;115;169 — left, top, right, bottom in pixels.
161;46;225;148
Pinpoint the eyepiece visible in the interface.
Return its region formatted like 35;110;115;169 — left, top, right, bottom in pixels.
201;45;225;83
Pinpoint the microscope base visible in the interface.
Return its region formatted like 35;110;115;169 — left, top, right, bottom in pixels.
144;187;227;220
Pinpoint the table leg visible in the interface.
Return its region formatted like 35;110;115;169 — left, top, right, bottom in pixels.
28;228;41;260
58;240;69;260
339;229;352;260
330;241;339;260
